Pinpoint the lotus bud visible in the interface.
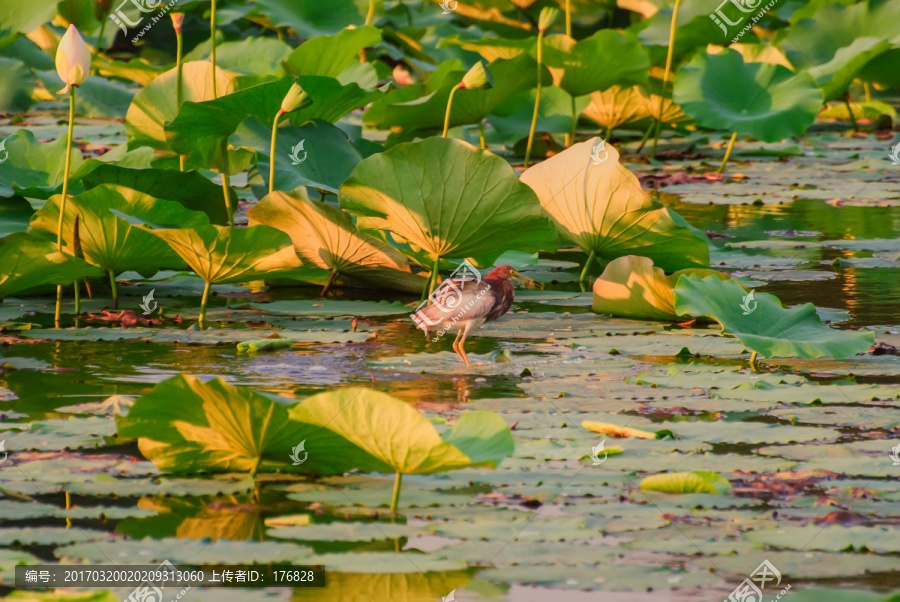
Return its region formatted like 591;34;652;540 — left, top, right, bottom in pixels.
538;6;559;32
279;80;312;115
170;12;185;34
94;0;113;20
460;61;493;90
55;25;92;93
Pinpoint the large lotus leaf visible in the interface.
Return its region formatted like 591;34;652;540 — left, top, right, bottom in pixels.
782;0;900;92
142;224;302;285
116;374;391;476
339;137;558;267
440;34;536;62
183;37;292;76
581;85;654;131
592;255;727;320
247;191;426;293
0;57;35;112
0;197;32;236
283;25;381;87
166;76;382;171
125;61;236;151
0;129;82;199
252;0;371;37
632;0;728;64
28;185;210;277
674;50;823;142
235;119;364;195
0;232;102;299
0;0;55;45
519;138;708;271
363;54;547;135
289;388;514;474
543;30;649;97
673;274;875;359
72;161;231;225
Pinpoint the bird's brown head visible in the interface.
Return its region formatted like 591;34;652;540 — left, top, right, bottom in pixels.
486;265;518;280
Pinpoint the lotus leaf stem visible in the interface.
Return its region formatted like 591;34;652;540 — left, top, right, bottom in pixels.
749;350;759;371
365;0;376;25
176;27;185;170
322;270;337;297
565;0;571;36
636;120;654;153
478;121;487;150
199;280;211;326
220;141;235;227
579;250;596;282
390;470;403;513
54;86;77;328
428;255;442;296
442;83;462;138
210;0;218;97
718;132;737;173
97;19;107;53
566;93;576;147
74;280;80;315
108;269;118;309
269;113;282;194
864;82;872;103
524;28;546;168
651;0;681;159
844;95;858;131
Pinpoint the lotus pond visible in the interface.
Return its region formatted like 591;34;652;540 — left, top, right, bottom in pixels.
1;1;900;601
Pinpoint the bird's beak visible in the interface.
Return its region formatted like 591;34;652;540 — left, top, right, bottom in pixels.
511;270;542;289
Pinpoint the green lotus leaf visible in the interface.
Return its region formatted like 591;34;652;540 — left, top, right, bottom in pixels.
543;30;649;97
0;0;55;45
116;374;391;476
0;232;102;300
519;138;708;271
253;0;371;37
673;274;875;359
673;50;823;142
632;0;726;64
781;0;900;93
166;76;382;171
125;61;236;151
141;223;303;286
640;471;732;495
592;255;727;320
248;191;426;293
0;129;82;199
183;37;293;76
488;85;591;141
0;197;32;236
72;161;232;225
440;34;536;62
0;57;35;112
289;387;515;474
339;137;558;268
283;25;381;87
363;54;548;136
235;119;364;195
28;185;209;278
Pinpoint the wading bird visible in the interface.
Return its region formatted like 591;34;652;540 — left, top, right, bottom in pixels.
412;265;519;367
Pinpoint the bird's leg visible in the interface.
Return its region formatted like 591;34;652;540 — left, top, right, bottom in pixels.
451;328;463;356
456;322;473;368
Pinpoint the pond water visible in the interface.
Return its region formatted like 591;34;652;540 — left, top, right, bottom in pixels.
1;128;899;601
